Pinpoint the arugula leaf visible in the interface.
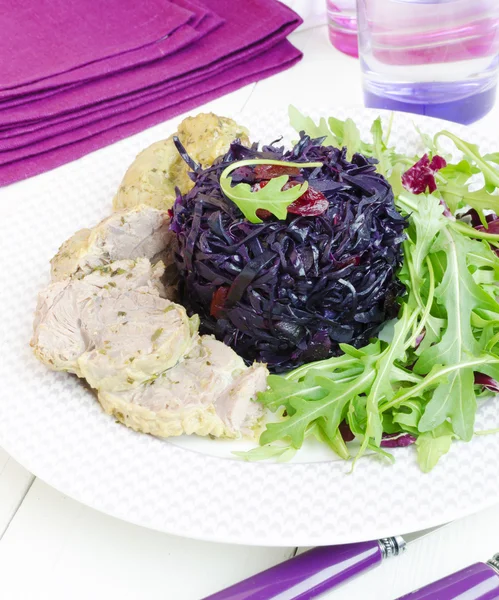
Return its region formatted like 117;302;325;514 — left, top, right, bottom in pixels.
289;107;408;177
419;367;476;440
342;119;362;159
347;394;368;439
475;428;499;436
371;117;391;176
362;304;415;448
416;230;497;374
483;153;499;164
232;445;296;462
219;158;322;223
435;130;499;188
458;188;499;223
260;370;376;448
392;398;425;434
258;374;327;413
314;420;350;460
416;422;455;473
400;192;447;284
285;350;366;381
415;124;443;157
413;230;499;439
438;160;478;211
288;105;338;146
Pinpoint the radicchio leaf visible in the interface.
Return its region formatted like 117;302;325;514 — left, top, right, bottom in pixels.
380;432;417;448
402;154;447;195
475;372;499;393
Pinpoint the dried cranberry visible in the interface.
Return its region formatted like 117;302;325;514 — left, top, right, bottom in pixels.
336;256;360;269
286;181;329;216
254;164;301;179
256;208;273;220
210;286;230;318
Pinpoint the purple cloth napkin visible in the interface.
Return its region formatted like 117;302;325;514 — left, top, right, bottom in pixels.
0;40;301;185
0;17;297;152
0;0;302;185
0;0;220;102
0;0;300;128
1;0;196;89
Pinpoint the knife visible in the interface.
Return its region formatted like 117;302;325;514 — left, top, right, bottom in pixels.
201;526;441;600
395;552;499;599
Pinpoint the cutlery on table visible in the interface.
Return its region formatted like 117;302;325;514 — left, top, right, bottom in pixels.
397;553;499;599
202;526;499;600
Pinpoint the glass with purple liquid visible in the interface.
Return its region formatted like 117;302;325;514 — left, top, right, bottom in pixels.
326;0;358;57
357;0;499;124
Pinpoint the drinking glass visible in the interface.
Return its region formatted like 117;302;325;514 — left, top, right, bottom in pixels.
357;0;499;123
326;0;358;57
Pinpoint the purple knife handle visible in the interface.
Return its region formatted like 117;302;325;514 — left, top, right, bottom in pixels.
203;538;404;600
397;556;499;600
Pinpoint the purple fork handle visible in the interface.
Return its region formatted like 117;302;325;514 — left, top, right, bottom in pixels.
202;540;383;600
397;562;499;599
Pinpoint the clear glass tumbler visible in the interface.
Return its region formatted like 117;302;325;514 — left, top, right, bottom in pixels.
357;0;499;123
326;0;359;57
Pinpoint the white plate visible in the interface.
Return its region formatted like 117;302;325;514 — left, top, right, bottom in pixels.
1;106;498;547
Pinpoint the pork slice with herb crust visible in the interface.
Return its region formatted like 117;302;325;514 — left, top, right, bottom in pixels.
50;204;175;284
78;291;197;392
31;258;178;375
98;336;267;439
113;113;250;212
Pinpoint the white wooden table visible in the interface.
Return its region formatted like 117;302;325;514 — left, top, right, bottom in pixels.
2;21;499;600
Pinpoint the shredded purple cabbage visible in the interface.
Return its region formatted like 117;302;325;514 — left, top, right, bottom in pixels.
171;134;407;372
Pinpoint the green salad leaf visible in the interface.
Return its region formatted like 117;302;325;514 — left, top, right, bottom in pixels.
240;107;499;472
416;422;455;473
219;158;322;223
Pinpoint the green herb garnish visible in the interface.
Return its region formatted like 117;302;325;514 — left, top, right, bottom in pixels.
151;328;163;342
219;159;322;223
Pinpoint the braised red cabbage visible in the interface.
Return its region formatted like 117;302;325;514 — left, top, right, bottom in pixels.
171;134;407;372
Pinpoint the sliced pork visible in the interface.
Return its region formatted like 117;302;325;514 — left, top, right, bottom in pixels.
31;258;178;375
50;205;174;283
34;180;268;440
98;336;267;438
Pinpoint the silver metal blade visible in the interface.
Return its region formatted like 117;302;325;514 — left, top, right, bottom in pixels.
402;523;450;545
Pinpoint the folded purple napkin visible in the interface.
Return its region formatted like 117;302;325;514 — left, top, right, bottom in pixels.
0;0;300;128
0;21;285;155
1;0;196;90
0;0;220;103
0;8;297;152
0;40;301;186
0;0;302;185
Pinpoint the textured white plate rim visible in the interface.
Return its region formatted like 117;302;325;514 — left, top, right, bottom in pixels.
1;105;498;547
0;437;492;549
0;430;497;547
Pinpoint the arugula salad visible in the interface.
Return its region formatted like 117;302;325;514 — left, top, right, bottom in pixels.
172;107;499;472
